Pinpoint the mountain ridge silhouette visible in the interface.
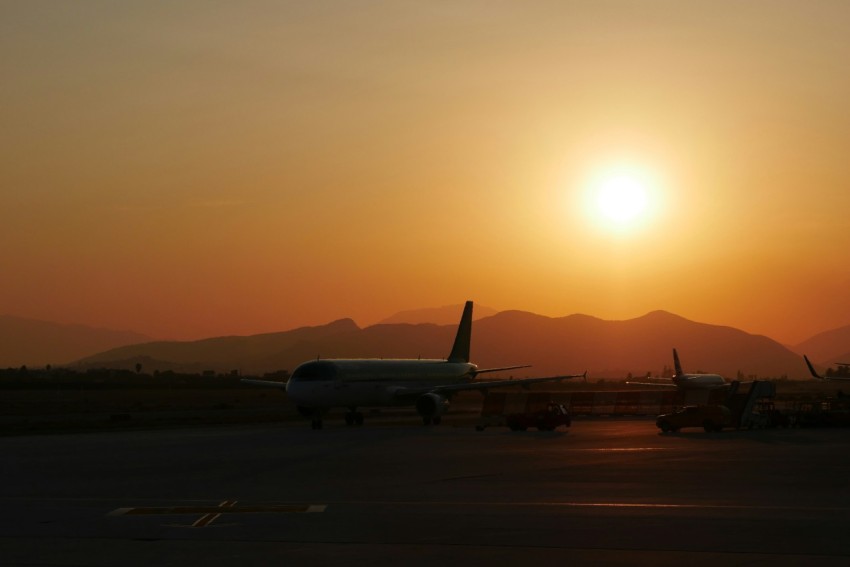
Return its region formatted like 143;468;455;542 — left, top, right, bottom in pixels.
73;309;808;378
0;315;151;368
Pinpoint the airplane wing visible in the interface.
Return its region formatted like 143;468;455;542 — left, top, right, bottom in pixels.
625;380;675;388
625;379;733;390
473;365;532;375
393;372;587;399
241;378;287;388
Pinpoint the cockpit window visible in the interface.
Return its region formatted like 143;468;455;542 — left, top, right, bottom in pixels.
291;361;337;381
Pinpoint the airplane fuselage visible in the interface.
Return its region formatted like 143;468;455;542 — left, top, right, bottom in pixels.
286;359;477;408
673;373;726;389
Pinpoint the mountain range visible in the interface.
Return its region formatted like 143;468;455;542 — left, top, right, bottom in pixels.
377;304;498;325
70;308;830;379
5;306;847;378
791;324;850;367
0;315;150;368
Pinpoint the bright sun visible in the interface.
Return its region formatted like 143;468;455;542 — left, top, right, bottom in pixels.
583;165;658;233
596;175;648;223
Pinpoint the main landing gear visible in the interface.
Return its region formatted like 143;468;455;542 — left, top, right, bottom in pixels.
306;408;363;429
345;409;364;426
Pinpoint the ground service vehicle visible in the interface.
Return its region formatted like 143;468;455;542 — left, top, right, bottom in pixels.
504;403;572;431
656;404;732;433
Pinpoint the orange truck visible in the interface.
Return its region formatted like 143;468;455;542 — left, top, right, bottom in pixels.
477;392;571;431
503;402;572;431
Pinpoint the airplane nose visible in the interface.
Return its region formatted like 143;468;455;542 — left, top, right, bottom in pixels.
285;380;302;401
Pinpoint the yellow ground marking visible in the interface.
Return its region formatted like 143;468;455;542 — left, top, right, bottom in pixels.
108;501;326;528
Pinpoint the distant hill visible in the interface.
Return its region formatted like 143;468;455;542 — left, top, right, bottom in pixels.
472;310;804;378
828;350;850;368
0;315;151;368
75;309;809;379
378;304;498;325
76;318;362;374
792;324;850;365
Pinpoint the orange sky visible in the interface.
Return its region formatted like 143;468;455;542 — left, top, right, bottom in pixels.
2;1;849;344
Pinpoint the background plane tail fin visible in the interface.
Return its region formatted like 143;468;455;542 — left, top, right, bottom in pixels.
673;348;684;376
803;355;824;380
448;301;473;363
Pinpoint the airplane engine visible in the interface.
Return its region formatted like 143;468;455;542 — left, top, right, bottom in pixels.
415;393;450;420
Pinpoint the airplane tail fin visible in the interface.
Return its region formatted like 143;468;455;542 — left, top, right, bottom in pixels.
673;348;684;377
448;301;473;363
803;355;824;380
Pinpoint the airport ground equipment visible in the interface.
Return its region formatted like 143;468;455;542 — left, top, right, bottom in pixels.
656;405;733;433
503;403;571;432
475;392;571;431
656;380;779;432
726;380;777;429
791;395;850;427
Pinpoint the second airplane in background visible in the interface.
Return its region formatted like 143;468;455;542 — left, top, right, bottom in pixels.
803;355;850;382
627;348;728;390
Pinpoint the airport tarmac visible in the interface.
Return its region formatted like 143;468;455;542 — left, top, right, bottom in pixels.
3;416;850;566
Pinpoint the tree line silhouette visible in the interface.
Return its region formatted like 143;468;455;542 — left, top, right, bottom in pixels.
0;366;290;389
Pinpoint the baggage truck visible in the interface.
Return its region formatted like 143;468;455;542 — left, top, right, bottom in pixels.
476;392;571;431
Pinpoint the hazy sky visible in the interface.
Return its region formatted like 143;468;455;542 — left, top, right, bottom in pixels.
2;1;849;343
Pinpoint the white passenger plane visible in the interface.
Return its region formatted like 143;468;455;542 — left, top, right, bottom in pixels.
627;348;728;390
803;355;850;381
243;301;585;429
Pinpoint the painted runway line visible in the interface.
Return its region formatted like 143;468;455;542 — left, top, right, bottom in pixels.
109;500;327;527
